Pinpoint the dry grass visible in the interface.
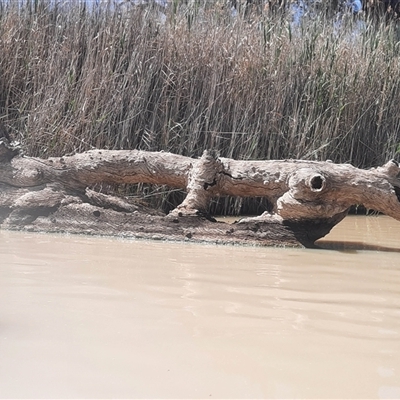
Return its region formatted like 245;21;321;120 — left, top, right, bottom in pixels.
0;0;399;213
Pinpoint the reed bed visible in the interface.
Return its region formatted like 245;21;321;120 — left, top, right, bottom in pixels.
0;1;399;213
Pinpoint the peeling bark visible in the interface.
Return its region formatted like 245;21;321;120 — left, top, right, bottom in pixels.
0;138;399;247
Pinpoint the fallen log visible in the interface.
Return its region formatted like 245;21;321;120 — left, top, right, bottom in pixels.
0;138;399;247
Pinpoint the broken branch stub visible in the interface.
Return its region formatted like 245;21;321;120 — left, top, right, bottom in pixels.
0;139;399;247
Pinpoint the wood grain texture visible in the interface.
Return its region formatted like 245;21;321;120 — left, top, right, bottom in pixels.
1;139;399;247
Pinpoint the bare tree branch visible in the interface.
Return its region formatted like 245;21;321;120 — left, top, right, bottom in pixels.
1;139;399;247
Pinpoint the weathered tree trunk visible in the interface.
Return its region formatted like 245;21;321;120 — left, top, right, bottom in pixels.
0;138;399;247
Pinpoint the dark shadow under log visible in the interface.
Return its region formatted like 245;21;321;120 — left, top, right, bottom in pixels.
0;138;399;247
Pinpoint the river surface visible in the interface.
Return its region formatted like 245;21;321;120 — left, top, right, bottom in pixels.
0;215;399;399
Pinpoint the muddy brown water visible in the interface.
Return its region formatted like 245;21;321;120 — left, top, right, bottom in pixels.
0;215;399;399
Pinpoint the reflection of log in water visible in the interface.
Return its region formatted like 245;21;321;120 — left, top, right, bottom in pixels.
0;138;399;247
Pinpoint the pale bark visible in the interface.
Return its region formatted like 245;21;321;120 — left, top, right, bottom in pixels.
0;138;399;247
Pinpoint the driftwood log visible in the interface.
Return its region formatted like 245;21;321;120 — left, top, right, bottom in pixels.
0;138;399;247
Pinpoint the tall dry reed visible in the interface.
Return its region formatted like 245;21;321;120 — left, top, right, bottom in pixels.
0;1;399;213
